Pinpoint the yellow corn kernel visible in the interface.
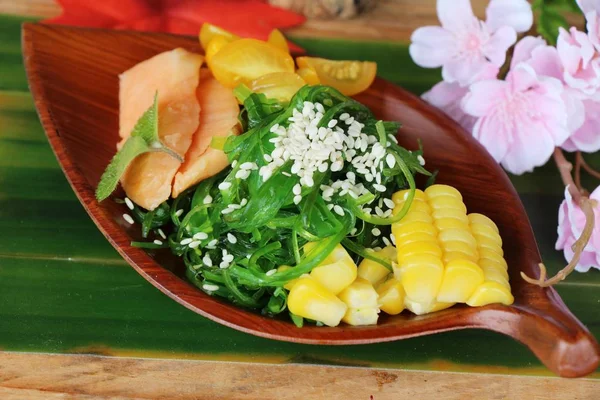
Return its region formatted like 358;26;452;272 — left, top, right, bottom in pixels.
397;241;443;263
443;251;479;264
470;223;502;244
395;254;444;304
431;208;469;223
441;240;479;259
393;231;438;248
393;200;431;216
395;210;433;225
428;197;467;213
376;278;405;315
392;189;427;204
467;281;514;306
481;266;510;288
338;278;380;326
474;235;504;256
434;217;471;231
404;298;454;315
338;278;379;309
468;213;499;233
480;262;509;280
287;277;348;327
392;221;438;241
437;259;484;303
305;243;357;295
479;257;508;272
357;246;395;286
342;308;380;326
425;184;463;200
438;228;478;249
478;249;508;270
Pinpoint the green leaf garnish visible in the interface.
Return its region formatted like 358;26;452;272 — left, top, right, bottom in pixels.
95;92;183;201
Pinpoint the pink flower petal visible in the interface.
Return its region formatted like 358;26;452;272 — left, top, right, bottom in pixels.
562;99;600;152
422;82;477;132
471;113;511;162
462;80;507;117
500;119;557;174
482;25;517;65
409;26;455;68
585;10;600;52
437;0;475;32
441;54;492;85
511;36;547;68
486;0;533;33
577;0;600;14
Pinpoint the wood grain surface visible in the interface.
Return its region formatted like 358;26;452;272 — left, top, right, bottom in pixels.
22;23;599;377
1;352;599;400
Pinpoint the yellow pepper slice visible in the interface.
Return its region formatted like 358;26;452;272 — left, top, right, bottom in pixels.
267;29;289;53
199;23;239;50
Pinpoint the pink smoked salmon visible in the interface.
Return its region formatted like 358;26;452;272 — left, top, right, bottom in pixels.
172;69;240;197
119;48;204;210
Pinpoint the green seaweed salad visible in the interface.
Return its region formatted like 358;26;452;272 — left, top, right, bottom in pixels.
98;84;431;326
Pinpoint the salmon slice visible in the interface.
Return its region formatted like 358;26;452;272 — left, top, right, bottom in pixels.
119;48;204;210
172;69;240;198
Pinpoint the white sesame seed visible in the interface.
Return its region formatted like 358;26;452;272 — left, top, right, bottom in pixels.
240;162;257;170
231;160;238;168
315;103;325;113
175;209;184;218
333;205;345;216
218;182;232;190
373;246;382;252
219;261;230;269
362;207;372;214
350;228;358;235
153;239;163;245
384;198;395;209
123;213;134;225
193;232;208;240
270;123;280;133
293;195;302;205
388;134;398;144
203;254;213;267
263;153;273;162
235;169;251;180
417;155;426;166
223;254;234;263
374;184;387;192
180;238;193;245
282;172;291;177
189;240;202;249
207;239;218;247
328;119;338;128
157;229;167;240
327;203;334;210
203;195;213;204
390;233;397;246
339;113;350;121
266;269;277;276
386;154;396;168
382;237;391;247
124;197;134;210
372;228;382;236
240;198;248;206
221;207;234;215
203;284;219;291
293;184;302;195
227;233;237;244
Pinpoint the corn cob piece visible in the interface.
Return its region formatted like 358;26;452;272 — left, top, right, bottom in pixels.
287;276;348;327
391;184;512;314
338;278;380;325
304;242;357;295
357;246;395;286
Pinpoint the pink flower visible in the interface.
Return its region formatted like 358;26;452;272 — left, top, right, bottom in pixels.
557;27;600;96
512;36;600;153
409;0;532;86
462;63;569;174
556;186;600;273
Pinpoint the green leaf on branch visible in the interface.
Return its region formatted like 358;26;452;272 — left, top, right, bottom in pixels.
95;92;183;201
533;0;580;45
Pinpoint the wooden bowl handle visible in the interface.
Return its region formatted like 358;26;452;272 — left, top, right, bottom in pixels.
471;288;599;377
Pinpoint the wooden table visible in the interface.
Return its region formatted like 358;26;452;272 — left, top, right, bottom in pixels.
0;1;598;398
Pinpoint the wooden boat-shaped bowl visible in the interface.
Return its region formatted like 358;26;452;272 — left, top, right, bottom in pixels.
22;23;600;377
